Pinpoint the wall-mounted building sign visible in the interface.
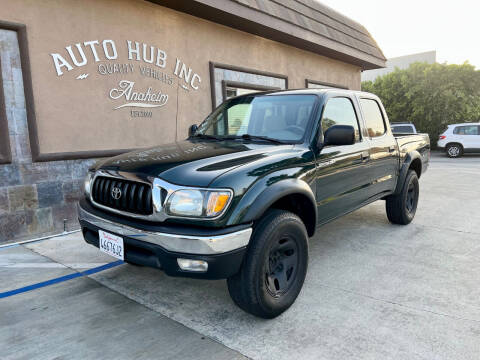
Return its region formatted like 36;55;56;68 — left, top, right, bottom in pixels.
50;39;201;118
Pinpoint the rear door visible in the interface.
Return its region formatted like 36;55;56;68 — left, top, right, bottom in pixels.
315;93;371;224
357;96;398;198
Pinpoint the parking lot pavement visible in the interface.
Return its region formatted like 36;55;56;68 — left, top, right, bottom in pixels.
0;238;246;360
1;153;479;360
0;245;76;293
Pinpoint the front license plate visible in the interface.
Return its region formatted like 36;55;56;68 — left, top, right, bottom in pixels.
99;230;124;260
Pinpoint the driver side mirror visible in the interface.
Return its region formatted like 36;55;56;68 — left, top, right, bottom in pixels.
188;124;198;137
323;125;355;146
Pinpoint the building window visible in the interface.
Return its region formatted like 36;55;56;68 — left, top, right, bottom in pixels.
209;62;288;109
225;85;259;98
225;86;240;99
305;79;348;90
222;80;280;101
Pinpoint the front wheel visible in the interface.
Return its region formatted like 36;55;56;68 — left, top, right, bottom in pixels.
227;209;308;318
385;170;419;225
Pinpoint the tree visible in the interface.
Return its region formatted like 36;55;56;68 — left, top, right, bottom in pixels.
362;62;480;146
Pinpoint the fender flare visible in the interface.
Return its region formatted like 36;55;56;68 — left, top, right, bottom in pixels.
394;151;422;194
227;177;317;235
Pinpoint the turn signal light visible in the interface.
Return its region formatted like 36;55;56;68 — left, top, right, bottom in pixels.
439;135;446;140
206;192;230;217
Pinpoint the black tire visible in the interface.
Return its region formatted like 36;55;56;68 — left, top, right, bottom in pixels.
446;143;463;158
227;209;308;319
385;170;419;225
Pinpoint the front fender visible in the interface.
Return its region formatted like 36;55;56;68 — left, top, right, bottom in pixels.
226;169;317;227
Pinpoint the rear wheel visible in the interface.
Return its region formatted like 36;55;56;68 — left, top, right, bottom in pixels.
386;170;419;225
446;143;463;158
227;209;308;318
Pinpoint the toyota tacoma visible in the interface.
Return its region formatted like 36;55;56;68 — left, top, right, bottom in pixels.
78;89;430;318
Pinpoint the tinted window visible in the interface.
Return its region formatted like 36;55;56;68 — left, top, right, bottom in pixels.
321;97;360;141
360;99;386;137
392;125;414;134
453;125;479;135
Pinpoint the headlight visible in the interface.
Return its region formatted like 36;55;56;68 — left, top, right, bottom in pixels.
84;172;94;197
166;189;231;218
167;190;203;217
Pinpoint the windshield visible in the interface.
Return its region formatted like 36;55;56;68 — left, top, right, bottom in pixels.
195;95;317;142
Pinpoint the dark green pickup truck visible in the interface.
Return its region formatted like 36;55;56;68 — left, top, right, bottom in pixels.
78;89;430;318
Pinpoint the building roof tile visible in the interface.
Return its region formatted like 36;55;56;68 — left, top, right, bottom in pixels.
150;0;386;69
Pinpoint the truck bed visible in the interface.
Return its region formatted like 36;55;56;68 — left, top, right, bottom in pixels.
394;133;429;148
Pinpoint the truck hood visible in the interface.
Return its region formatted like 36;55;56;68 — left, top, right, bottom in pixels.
95;139;294;187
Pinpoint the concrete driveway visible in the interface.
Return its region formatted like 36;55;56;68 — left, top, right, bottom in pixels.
1;152;479;359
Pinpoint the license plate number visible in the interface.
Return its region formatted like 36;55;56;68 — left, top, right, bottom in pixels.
99;230;124;260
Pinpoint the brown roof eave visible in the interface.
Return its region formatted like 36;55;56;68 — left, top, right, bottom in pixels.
148;0;386;70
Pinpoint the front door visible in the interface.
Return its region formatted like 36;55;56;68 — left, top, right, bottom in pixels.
315;95;371;225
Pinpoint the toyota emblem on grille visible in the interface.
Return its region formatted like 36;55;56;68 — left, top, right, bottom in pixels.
111;186;122;200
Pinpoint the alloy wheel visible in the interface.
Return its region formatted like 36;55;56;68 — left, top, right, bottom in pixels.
448;146;460;157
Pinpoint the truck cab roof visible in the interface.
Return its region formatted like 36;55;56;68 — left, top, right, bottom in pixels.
229;88;382;104
233;88;375;97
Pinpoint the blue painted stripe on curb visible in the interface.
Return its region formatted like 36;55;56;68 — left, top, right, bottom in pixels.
80;260;124;276
0;260;123;299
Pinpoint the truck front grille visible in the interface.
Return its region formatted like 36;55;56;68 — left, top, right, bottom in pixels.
91;176;153;215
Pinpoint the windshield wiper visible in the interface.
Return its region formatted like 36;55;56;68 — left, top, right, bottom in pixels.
193;134;223;141
193;133;285;144
239;134;285;144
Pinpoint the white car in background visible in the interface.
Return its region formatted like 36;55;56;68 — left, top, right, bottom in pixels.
437;123;480;157
391;122;417;134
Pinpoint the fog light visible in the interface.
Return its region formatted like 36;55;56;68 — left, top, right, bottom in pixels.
177;258;208;272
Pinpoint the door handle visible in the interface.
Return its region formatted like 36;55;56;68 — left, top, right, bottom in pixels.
361;152;370;161
388;146;396;153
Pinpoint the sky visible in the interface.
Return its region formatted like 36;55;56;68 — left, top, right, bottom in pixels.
319;0;479;69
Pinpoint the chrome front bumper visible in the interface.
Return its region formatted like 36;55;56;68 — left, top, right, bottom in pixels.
77;203;252;255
